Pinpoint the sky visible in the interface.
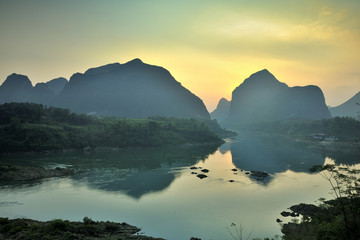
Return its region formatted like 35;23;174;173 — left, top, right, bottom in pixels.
0;0;360;111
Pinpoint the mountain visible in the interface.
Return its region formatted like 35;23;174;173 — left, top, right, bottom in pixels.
0;73;56;104
0;73;34;103
32;83;55;103
45;77;68;94
0;59;210;119
223;69;331;128
329;91;360;119
54;59;210;119
210;98;230;123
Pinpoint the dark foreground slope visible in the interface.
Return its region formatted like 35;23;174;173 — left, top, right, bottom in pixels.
0;103;223;153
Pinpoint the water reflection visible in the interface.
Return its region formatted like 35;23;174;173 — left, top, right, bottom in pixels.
1;145;219;199
323;147;360;165
229;132;360;177
1;134;359;198
230;133;324;174
1;134;359;239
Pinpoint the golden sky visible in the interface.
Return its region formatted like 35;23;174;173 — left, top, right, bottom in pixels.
1;0;359;111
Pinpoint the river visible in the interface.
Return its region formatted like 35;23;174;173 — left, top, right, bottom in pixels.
0;132;359;239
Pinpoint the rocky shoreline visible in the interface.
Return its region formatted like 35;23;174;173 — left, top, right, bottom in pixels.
0;217;164;240
0;165;74;181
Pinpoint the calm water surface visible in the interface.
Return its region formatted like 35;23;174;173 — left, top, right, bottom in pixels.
0;133;359;240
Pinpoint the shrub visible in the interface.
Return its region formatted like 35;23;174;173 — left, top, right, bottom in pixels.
83;216;95;225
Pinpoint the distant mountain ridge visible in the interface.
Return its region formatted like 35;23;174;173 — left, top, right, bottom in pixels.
0;74;34;103
210;98;230;123
329;91;360;120
0;64;333;123
46;77;68;94
214;69;331;128
0;73;57;104
0;59;210;119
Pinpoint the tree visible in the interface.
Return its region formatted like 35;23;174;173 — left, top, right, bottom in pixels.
309;164;360;240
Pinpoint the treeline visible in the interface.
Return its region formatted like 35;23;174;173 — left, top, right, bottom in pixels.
0;102;92;126
243;117;360;141
0;103;223;153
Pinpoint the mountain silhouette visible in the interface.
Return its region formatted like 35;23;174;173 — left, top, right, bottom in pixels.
0;59;210;119
45;77;68;94
210;98;230;123
33;83;55;103
222;69;331;127
0;73;34;103
329;91;360;120
0;73;57;104
54;59;210;118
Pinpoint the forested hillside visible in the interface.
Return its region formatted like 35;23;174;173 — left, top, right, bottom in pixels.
0;103;223;153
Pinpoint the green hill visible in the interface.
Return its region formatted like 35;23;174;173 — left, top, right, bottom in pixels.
0;103;223;153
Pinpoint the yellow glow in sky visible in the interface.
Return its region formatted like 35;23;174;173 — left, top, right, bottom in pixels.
0;0;359;111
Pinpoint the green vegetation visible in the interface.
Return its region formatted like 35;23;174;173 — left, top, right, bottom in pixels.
0;217;163;240
0;102;224;153
198;118;237;139
241;117;360;142
281;164;360;240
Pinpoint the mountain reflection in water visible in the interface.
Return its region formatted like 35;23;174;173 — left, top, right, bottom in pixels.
0;145;219;199
1;134;359;198
230;133;324;174
1;133;359;239
71;145;219;198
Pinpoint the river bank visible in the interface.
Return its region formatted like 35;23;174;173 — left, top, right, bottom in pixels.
236;129;360;151
0;217;165;240
0;165;73;181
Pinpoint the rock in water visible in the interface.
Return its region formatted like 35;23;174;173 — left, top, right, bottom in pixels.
196;174;208;179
